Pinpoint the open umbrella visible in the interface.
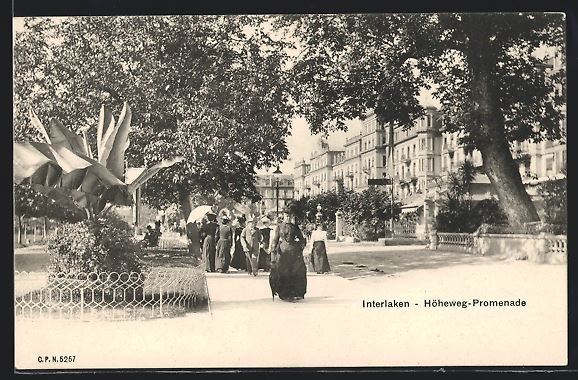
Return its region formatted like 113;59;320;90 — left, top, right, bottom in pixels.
187;205;214;224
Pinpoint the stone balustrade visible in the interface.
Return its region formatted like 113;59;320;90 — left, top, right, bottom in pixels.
430;231;567;264
437;232;475;252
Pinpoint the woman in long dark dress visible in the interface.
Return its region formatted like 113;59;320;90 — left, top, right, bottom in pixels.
258;216;272;271
269;203;307;301
230;216;247;271
201;212;219;273
186;221;202;266
309;223;331;274
215;216;233;273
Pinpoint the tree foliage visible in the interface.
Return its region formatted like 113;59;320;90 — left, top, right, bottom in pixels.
14;184;85;222
280;13;565;226
538;171;567;226
14;16;294;214
435;162;508;233
295;187;401;240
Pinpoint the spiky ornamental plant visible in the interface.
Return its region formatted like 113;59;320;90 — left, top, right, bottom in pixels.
13;102;182;220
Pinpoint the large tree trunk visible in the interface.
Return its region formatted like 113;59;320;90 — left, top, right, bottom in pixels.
178;190;193;221
464;19;540;226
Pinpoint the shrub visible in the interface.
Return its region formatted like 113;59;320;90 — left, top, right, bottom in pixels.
48;214;143;275
356;221;381;241
538;175;567;226
436;198;508;233
470;198;508;227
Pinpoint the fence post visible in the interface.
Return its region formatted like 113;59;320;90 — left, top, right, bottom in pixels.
159;287;163;316
429;229;438;250
80;288;84;319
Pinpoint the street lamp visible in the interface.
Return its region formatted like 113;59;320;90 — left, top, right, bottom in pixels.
273;165;283;217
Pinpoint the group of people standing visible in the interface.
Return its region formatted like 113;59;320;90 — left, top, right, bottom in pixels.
185;202;331;302
186;212;273;275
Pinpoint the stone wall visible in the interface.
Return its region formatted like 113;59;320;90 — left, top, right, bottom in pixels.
431;231;566;264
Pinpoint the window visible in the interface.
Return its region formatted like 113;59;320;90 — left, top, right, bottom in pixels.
546;157;554;174
427;114;432;127
412;144;416;156
383;155;387;167
428;158;434;171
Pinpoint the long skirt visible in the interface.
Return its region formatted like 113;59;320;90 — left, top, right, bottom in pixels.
258;248;271;271
230;243;247;271
269;242;307;300
215;238;232;272
311;241;331;273
203;236;216;272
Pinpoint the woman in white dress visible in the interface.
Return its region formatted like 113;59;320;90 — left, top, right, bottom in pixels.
309;223;331;274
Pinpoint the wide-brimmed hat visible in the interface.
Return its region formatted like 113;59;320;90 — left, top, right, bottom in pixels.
260;216;271;225
245;215;255;222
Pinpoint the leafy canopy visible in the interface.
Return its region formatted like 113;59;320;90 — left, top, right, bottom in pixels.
14;16;295;209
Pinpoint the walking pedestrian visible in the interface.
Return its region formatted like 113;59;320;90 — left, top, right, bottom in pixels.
200;212;219;273
215;215;233;273
230;215;247;271
186;219;202;265
309;223;331;274
241;215;262;276
269;202;307;301
258;216;272;271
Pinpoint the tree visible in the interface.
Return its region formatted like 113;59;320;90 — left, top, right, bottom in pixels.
435;161;507;233
341;187;402;240
14;184;85;243
14;16;294;218
282;13;565;226
538;169;567;227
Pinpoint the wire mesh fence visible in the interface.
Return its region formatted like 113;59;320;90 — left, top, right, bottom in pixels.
15;267;209;321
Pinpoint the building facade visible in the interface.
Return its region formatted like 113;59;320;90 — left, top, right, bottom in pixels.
291;47;565;237
255;174;294;215
292;109;566;238
306;139;344;196
293;160;311;200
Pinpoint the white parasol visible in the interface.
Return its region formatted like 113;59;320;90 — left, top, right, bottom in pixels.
187;205;214;224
